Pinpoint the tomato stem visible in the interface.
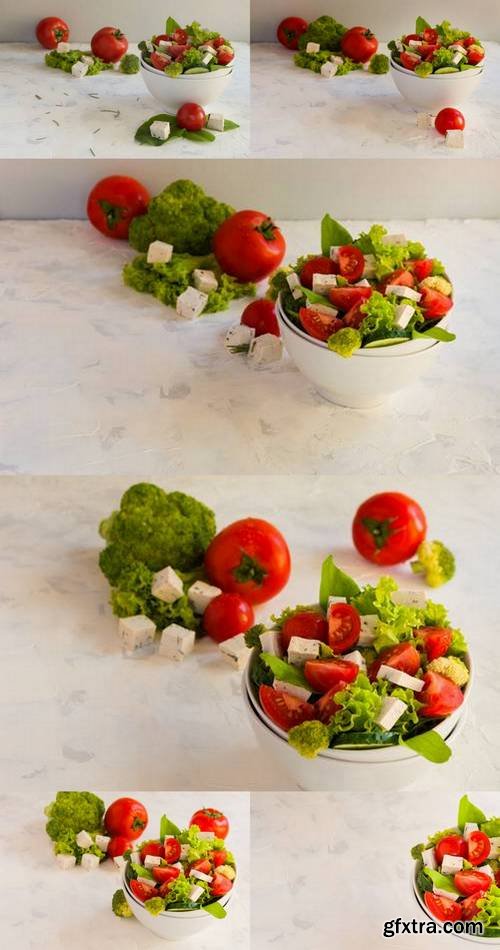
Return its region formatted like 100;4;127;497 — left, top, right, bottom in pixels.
232;552;267;586
98;199;125;230
256;218;279;242
361;516;395;550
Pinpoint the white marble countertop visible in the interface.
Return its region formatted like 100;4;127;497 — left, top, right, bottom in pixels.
1;474;499;794
251;41;500;158
0;791;250;950
0;43;249;158
1;218;500;476
252;791;500;948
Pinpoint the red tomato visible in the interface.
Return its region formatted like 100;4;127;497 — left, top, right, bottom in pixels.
189;859;212;875
173;29;188;44
419;627;452;661
462;890;488;920
352;492;427;565
419;671;464;718
36;17;69;49
343;301;366;329
281;611;328;652
169;44;188;59
378;268;415;293
204;518;291;606
341;27;378;63
423;28;439;44
468;45;485;65
241;299;280;337
304;658;359;693
217;46;235;66
211;872;233;896
435;108;465;136
104;797;148;840
190;809;230;840
259;685;315;732
212;36;226;50
107;836;133;858
369;643;421;681
400;51;421;71
424;891;462;923
164;837;182;863
419;43;438;59
315;684;345;723
91;27;128;63
211;849;227;867
403;34;420;44
203;592;255;644
435;835;467;865
327;604;361;653
130;879;157;903
298;306;343;342
299;256;338;289
176;103;206;132
140;841;164;862
455;869;492;895
468;832;491;866
329;285;372;312
153;865;180;884
338;245;365;283
153;34;170;44
213;211;286;283
87;175;150;240
410;259;434;282
420;286;453;320
150;51;171;71
277;16;309;50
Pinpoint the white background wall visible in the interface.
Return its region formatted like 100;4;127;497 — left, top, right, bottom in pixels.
2;158;500;220
251;0;500;42
1;0;249;43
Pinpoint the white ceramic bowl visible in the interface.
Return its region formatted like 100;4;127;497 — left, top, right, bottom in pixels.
390;60;484;111
122;873;234;942
412;869;499;944
140;60;234;110
277;295;443;408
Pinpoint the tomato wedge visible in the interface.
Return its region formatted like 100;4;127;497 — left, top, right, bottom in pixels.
327;604;361;652
190;859;212;875
454;869;492;896
467;831;491;866
315;684;345;724
299;256;338;289
259;685;315;732
337;245;364;283
419;671;464;718
281;611;328;652
424;891;462;923
140;841;163;862
152;865;180;884
435;835;466;865
378;268;415;294
130;879;157;903
304;658;359;693
420;286;453;320
164;837;181;863
298;307;343;342
462;890;488;920
419;627;452;661
329;285;372;312
400;51;421;71
411;259;434;282
369;642;421;680
343;301;366;328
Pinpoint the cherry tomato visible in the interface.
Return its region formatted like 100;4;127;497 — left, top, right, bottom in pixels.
435;108;465;137
104;797;148;840
241;299;279;337
298;306;343;342
87;175;150;240
130;879;157;903
329;285;372;312
369;643;421;680
404;34;421;44
327;604;361;653
153;34;170;45
107;836;133;858
299;256;338;289
418;43;438;60
213;211;286;283
424;891;462;923
435;835;467;865
455;869;492;895
211;872;233;896
378;269;415;293
338;245;365;283
213;37;227;50
420;286;453;320
467;45;485;66
176;102;206;132
173;29;188;44
343;301;366;329
277;16;309;50
36;17;69;49
190;808;230;840
341;27;379;63
91;27;128;63
462;890;488;920
205;518;291;606
304;658;359;693
153;865;180;884
189;858;212;875
410;259;434;282
140;841;164;862
211;849;227;867
203;592;255;644
150;51;171;71
423;28;439;44
352;492;427;565
419;627;452;661
315;684;346;723
467;832;491;866
169;44;188;59
400;51;421;71
217;46;235;66
259;685;315;732
419;672;464;718
281;611;328;652
164;837;182;863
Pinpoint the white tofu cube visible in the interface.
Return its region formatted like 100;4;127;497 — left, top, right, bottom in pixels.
273;678;312;702
191;869;213;883
118;615;156;653
193;268;218;294
451;51;464;65
144;854;163;868
417;113;436;129
305;300;338;317
57;42;71;52
150;120;170;141
76;830;93;849
287;636;321;666
392;589;426;609
176;286;208;319
385;285;422;302
441;854;464;874
56;853;77;870
488;837;500;858
374;696;407;731
248;334;283;366
202;52;213;65
479;863;495;879
362;254;376;278
95;835;110;852
152;565;184;603
320;61;338;78
189;884;204;902
219;633;250;671
113;855;127;871
137;875;155;887
312;273;338;294
422;847;437;870
147;240;173;264
446;129;464;150
342;650;366;672
224;323;255;351
328;596;347;608
159;624;196;660
433;885;459;901
377;665;425;692
306;42;320;53
464;823;479;840
358;614;378;646
259;629;282;657
71;61;89;78
381;234;407;246
207;113;225;132
394;303;415;329
81;853;100;871
188;580;222;614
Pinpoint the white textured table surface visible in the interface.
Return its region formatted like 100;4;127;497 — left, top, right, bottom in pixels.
251;42;500;158
0;791;250;950
252;791;499;949
0;43;249;158
1;218;500;476
1;474;499;793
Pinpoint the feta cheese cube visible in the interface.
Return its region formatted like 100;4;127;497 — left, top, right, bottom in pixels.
395;40;404;51
450;44;467;56
320;61;338;78
171;862;183;871
286;272;301;291
422;847;438;870
158;40;171;49
273;678;312;702
392;589;426;609
451;51;464;66
176;286;208;319
113;856;127;871
150;120;170;141
433;885;459;901
287;636;321;666
342;650;366;672
151;565;184;603
137;875;155;887
144;855;163;868
57;42;71;53
292;287;304;300
118;615;156;653
180;845;190;860
219;633;250;671
328;596;347;608
362;254;376;278
95;834;110;852
189;884;204;902
129;851;141;864
489;837;500;858
159;624;196;661
71;61;89;78
199;44;217;56
81;55;94;66
394;303;415;329
312;273;338;294
479;863;495;879
224;323;255;351
147;240;173;263
259;629;282;657
81;853;100;872
446;129;464;150
441;854;464;874
207;113;225;132
56;853;77;870
76;830;93;849
306;42;320;54
377;665;425;692
330;55;344;66
385;284;422;302
145;41;154;52
354;279;370;287
248;334;283;366
374;696;407;731
417;113;436;129
358;614;378;646
464;822;479;840
381;234;407;246
408;40;421;48
188;580;222;614
191;869;213;883
305;300;338;317
202;52;214;65
193;268;218;293
329;246;341;261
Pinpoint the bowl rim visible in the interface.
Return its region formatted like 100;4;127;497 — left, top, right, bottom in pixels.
411;867;499;944
140;58;234;79
122;870;235;919
389;58;484;79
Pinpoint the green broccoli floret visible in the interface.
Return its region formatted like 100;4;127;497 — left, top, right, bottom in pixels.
120;54;140;74
327;327;362;357
298;16;347;52
427;656;469;686
288;720;330;758
411;540;456;588
45;792;105;841
165;62;183;77
369;53;390;74
128;179;234;255
144;897;166;916
112;889;134;918
181;48;205;70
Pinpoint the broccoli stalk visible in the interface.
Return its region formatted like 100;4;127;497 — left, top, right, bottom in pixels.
112;889;134;918
411;541;456;588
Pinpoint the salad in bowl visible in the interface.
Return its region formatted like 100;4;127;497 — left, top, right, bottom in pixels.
412;795;500;939
389;17;485;77
139;17;234;76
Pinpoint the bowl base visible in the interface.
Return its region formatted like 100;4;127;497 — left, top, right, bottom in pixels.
315;386;388;409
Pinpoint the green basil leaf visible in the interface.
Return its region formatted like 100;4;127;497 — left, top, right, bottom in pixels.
183;129;216;143
260;653;309;689
412;326;456;342
302;287;329;305
319;555;360;611
202;901;227;919
402;730;452;763
159;815;181;841
320;215;353;256
134;114;178;146
423;867;460;895
457;795;486;831
416;16;432;33
166;17;181;33
223;119;240;130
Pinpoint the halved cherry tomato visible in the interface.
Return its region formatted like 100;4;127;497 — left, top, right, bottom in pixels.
281;611;328;652
329;285;372;312
424;891;462;923
173;29;188;44
379;268;415;293
211;872;233;896
419;671;464;718
150;51;170;70
463;37;478;49
400;51;421;71
327;604;361;653
467;45;485;66
418;43;438;59
140;841;164;862
455;869;492;896
130;879;157;903
462;890;488;920
352;491;427;565
410;259;434;282
435;835;467;865
217;46;235;66
419;627;452;661
189;859;212;875
369;642;421;681
212;36;227;50
169;43;188;59
315;684;346;723
420;286;453;320
495;870;500;886
299;256;338;289
304;658;359;693
467;831;491;866
259;685;314;732
423;28;439;44
298;307;343;342
153;865;180;884
211;849;227;867
343;301;366;328
164;837;181;863
338;246;364;283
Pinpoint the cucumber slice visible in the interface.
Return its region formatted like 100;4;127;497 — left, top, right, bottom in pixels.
460;63;478;71
209;64;227;71
363;337;409;349
183;67;210;74
434;67;459;74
